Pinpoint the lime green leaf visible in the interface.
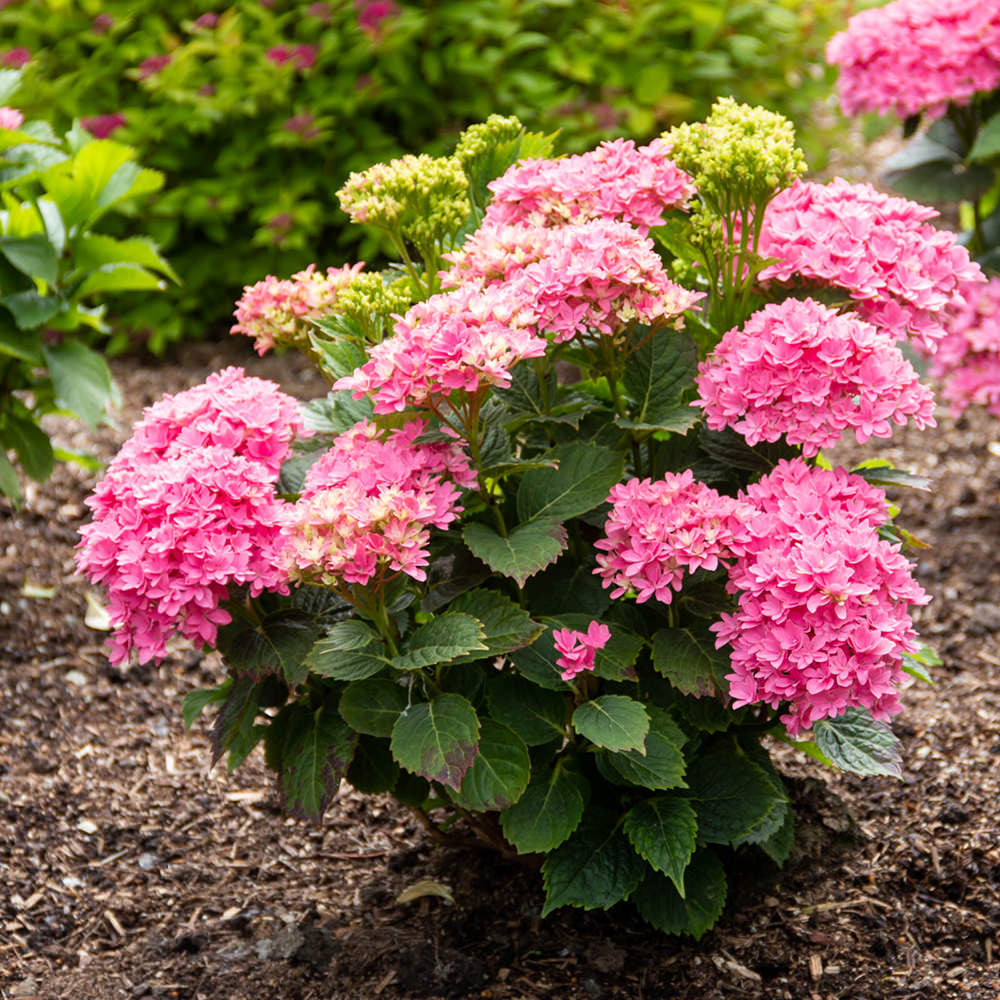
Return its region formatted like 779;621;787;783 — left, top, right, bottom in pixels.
599;705;687;790
451;720;531;811
811;706;902;778
0;234;58;285
72;233;178;282
390;693;480;789
632;849;727;939
42;340;112;427
338;677;408;738
486;673;567;746
181;682;230;730
624;795;698;894
516;441;624;523
391;612;487;670
572;695;649;753
76;262;165;296
500;762;585;854
463;518;568;588
968;111;1000;163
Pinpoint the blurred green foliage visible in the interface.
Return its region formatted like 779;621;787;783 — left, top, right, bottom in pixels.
1;0;852;350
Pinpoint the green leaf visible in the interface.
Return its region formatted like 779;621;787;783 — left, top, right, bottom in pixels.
0;450;21;502
221;609;319;688
2;290;61;330
451;720;531;811
391;612;487;670
347;735;400;794
632;849;727;939
307;638;394;681
516;441;624;523
486;673;567;746
540;810;646;916
811;706;902;778
210;675;262;768
181;682;230;730
35;198;65;256
508;623;567;690
901;643;939;685
445;587;543;661
851;460;932;492
4;415;53;483
500;762;585;854
652;627;728;698
0;235;58;285
572;695;649;753
0;319;42;363
72;233;178;282
0;68;22;105
624;795;698;895
599;705;687;790
968;111;1000;163
76;262;166;296
390;693;480;790
685;743;786;846
301;389;373;435
277;705;358;821
42;340;112;427
620;326;699;431
338;677;408;738
463;518;568;588
758;805;795;866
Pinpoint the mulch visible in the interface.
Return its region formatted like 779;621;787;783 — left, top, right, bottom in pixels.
2;337;1000;1000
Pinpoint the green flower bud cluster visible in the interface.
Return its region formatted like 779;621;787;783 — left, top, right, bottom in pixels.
663;97;806;214
337;271;414;344
453;114;525;170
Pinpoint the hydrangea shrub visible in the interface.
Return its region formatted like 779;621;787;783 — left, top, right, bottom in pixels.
78;106;960;936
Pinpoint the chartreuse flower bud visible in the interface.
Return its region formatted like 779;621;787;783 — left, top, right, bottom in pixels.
453;114;525;170
336;271;414;344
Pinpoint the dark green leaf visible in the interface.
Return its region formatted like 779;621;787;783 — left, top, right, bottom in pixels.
446;588;543;661
486;673;567;746
338;677;408;737
463;518;568;588
850;460;932;492
516;442;624;523
632;849;727;939
391;612;486;670
346;735;400;794
600;705;687;790
181;681;230;730
621;326;698;430
223;609;319;688
500;762;585;854
390;693;480;790
624;795;698;894
572;695;649;753
812;706;902;778
451;720;531;811
42;340;112;427
968;111;1000;162
210;675;262;768
5;415;53;483
652;627;728;698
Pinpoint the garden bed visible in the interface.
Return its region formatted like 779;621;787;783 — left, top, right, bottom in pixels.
2;337;999;1000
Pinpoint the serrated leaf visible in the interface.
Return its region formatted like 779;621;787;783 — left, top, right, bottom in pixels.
182;682;230;730
42;340;112;427
463;518;568;588
450;720;531;811
652;627;729;697
307;619;393;680
624;796;698;895
811;706;902;778
486;673;567;746
516;441;624;524
600;705;687;790
968;111;1000;163
500;762;585;854
758;804;795;865
632;849;727;939
346;735;400;794
540;810;646;916
277;706;358;821
3;289;61;330
391;612;486;670
621;326;699;429
572;695;649;753
0;234;58;285
446;587;543;661
338;677;408;737
210;675;261;767
221;609;319;688
390;693;480;790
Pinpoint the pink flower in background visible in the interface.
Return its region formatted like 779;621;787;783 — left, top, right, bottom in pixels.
198;83;216;97
2;48;31;68
827;0;1000;120
553;621;611;681
0;106;24;130
483;138;694;234
80;113;127;139
306;2;332;21
595;471;751;605
283;112;321;140
192;12;219;30
91;13;114;33
756;178;983;352
356;0;399;37
137;54;171;79
929;276;1000;417
714;460;929;734
266;44;317;70
696;298;936;456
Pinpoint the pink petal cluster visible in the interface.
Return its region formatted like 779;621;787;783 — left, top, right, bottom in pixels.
0;106;23;130
444;219;701;343
356;0;399;37
827;0;1000;120
110;366;309;473
137;54;171;79
696;298;936;457
335;282;547;413
929;276;1000;417
553;621;611;681
76;369;308;666
714;459;929;735
483;138;694;234
283;420;472;586
80;113;127;139
231;262;365;355
594;471;751;605
1;48;31;69
757;179;983;352
266;44;317;70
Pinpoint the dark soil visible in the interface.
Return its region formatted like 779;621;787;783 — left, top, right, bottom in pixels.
2;336;1000;1000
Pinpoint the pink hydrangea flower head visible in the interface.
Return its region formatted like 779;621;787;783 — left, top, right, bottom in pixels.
267;44;317;70
483;137;694;234
713;459;929;734
0;106;24;131
76;447;292;666
192;12;219;30
827;0;1000;120
553;621;611;681
356;0;399;37
756;178;984;352
335;282;548;414
307;2;332;20
91;13;114;33
282;419;471;587
106;366;309;476
2;48;31;69
137;54;171;79
594;471;752;605
231;262;365;354
80;113;127;139
930;276;1000;417
696;297;936;456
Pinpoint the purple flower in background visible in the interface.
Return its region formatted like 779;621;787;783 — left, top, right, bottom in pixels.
2;48;32;69
80;113;127;139
137;54;171;79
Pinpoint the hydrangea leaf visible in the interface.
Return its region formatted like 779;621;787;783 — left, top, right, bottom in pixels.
619;326;699;431
540;809;646;916
0;234;58;284
221;608;320;688
652;627;729;698
811;706;902;778
572;695;649;753
623;795;698;894
445;587;543;661
390;693;480;790
968;111;1000;163
499;762;585;854
486;673;567;746
449;720;531;811
632;849;727;939
346;735;400;795
390;612;487;670
599;705;687;790
516;441;624;524
508;623;569;691
42;340;112;427
339;677;408;738
463;518;568;588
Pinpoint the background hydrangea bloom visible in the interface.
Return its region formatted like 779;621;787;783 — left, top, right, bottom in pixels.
715;460;929;734
696;297;936;456
827;0;1000;120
